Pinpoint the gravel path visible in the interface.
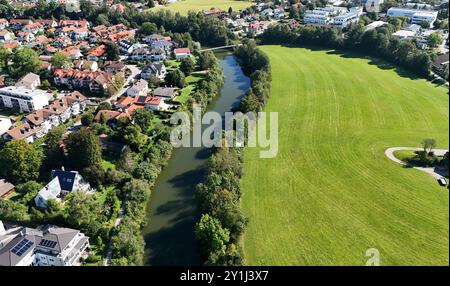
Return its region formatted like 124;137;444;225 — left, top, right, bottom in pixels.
385;147;448;180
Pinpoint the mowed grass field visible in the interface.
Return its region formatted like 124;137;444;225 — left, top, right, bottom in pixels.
151;0;253;15
241;45;449;265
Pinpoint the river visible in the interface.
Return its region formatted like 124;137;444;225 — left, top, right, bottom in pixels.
142;52;250;265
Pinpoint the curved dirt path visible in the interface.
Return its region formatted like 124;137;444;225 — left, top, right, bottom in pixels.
385;147;448;180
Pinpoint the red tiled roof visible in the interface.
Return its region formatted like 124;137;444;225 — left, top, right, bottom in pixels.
174;48;191;54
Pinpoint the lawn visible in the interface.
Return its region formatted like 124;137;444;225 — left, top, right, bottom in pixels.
241;46;449;265
150;0;253;15
393;150;418;162
174;72;204;104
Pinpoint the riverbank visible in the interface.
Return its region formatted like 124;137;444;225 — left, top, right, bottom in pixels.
141;52;250;265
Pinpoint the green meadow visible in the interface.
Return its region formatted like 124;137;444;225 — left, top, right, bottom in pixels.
150;0;253;15
241;46;449;265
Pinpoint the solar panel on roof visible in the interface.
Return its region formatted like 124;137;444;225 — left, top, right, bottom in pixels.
11;239;33;257
39;239;57;248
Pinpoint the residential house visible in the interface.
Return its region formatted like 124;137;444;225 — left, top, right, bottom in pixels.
73;60;98;72
94;109;130;125
150;39;173;53
0;116;12;136
53;69;114;94
432;53;449;77
22;22;43;34
15;72;41;91
3;122;43;143
0;18;9;29
17;31;34;42
0;221;90;266
141;63;167;80
114;96;135;109
59;19;89;29
9;19;33;29
35;169;94;209
173;48;191;60
0;86;49;112
86;44;106;61
127;79;149;97
60;46;83;60
35;19;58;28
153;87;178;99
150;48;167;61
0;179;15;199
103;61;125;74
0;30;14;42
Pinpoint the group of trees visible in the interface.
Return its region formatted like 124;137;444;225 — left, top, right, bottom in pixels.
190;51;225;110
260;22;436;77
0;46;42;79
235;40;272;113
79;103;174;265
195;146;246;265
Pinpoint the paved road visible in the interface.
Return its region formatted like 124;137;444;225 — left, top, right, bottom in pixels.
103;64;141;103
385;147;448;180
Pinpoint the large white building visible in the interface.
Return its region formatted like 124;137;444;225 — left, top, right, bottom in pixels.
0;221;90;266
304;6;362;28
0;86;49;112
334;7;363;28
387;8;438;26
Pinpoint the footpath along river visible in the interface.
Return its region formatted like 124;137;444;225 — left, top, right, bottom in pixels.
142;52;250;265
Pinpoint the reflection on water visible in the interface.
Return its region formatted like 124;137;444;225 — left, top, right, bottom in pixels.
142;52;251;265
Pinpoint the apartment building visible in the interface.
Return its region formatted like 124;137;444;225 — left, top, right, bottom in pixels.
0;221;90;266
0;86;49;112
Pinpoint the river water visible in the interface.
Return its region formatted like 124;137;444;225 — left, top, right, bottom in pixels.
142;52;250;265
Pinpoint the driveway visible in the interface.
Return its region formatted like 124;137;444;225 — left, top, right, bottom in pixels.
385;147;448;180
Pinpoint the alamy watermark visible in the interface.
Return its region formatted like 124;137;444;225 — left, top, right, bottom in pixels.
170;104;278;158
365;248;380;266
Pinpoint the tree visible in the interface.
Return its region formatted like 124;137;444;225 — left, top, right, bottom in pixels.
117;146;136;173
133;108;154;132
43;125;65;170
180;57;195;75
420;20;430;29
140;22;158;35
39;79;51;90
427;32;444;49
110;217;145;265
51;51;72;69
65;129;103;171
97;102;112;111
122;125;148;152
165;69;186;88
65;192;104;237
198;51;216;70
133;160;159;183
81;112;94;126
0;140;43;184
239;89;260;113
0;45;10;70
0;200;30;222
9;47;42;78
195;214;230;257
422;138;437;154
105;41;120;61
15;181;42;195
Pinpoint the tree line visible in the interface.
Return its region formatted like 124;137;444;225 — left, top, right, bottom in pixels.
260;22;435;77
